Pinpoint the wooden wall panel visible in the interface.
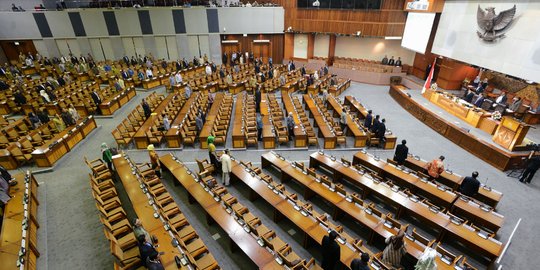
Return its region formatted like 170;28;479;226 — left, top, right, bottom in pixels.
280;0;407;37
220;34;284;64
0;40;37;63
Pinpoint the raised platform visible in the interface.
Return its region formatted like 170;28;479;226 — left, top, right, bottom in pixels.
389;84;529;171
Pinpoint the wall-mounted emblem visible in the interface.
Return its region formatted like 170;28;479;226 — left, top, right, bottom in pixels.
477;5;516;42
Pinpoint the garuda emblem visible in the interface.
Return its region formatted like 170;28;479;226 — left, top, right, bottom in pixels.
477;5;516;42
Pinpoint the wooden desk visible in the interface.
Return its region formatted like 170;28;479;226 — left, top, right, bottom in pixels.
99;87;137;116
0;149;18;170
32;117;97;167
303;95;336;149
327;95;367;147
390;84;529;171
261;115;275;149
143;78;162;89
199;93;225;149
165;94;197;148
133;94;176;149
229;159;362;269
159;154;283;270
403;155;503;208
264;152;463;268
310;152;503;264
0;172;40;270
113;155;192;270
281;93;307;148
353;151;458;209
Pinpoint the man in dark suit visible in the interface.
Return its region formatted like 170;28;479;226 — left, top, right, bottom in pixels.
121;70;129;79
301;65;306;76
321;231;340;270
473;94;485;107
137;235;157;267
459;171;481;196
388;56;395;66
394;140;408;165
370;115;380;133
376;119;386;143
520;152;540;184
0;81;9;90
123;55;130;65
364;110;373;130
463;89;475;103
91;90;102;115
142;98;152;119
255;87;261;113
13;91;27;105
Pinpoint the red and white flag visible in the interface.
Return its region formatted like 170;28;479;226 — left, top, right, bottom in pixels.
422;59;436;94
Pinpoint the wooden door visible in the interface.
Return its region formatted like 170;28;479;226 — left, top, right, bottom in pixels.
221;43;240;65
0;40;37;64
252;42;271;63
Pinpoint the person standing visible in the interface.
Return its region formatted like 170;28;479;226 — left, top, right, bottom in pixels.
459;171;480;196
101;143;114;172
255;87;262;113
287;112;295;141
363;110;372;130
382;230;406;269
370;115;380;133
195;113;203;135
256;113;263;141
520;152;540;184
142;98;152;119
220;149;232;186
426;156;445;180
147;144;161;178
340;109;348;135
350;252;370;270
321;231;340;270
207;136;219;173
393;140;408;165
162;114;170;131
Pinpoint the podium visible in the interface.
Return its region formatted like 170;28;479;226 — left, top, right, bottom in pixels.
492;116;530;151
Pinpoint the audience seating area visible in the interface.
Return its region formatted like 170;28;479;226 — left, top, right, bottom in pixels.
160;153;322;269
112;93;164;149
0;171;40;270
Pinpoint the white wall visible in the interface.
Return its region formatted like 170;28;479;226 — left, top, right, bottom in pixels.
0;12;41;39
432;1;540;83
314;34;330;58
218;7;284;34
294;34;308;59
334;37;415;65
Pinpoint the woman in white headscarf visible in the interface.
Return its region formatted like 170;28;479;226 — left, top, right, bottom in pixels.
40;90;51;103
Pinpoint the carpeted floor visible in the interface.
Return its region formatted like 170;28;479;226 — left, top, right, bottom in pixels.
19;81;540;270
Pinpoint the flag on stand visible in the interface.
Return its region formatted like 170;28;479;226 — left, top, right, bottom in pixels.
422;59;436;94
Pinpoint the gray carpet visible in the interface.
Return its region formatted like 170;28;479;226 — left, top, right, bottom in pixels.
16;82;539;270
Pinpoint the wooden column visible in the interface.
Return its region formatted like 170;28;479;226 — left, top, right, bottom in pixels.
284;33;294;62
328;34;336;66
307;33;315;60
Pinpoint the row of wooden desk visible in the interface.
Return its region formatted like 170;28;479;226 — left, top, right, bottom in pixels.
30;116;97;167
165;94;198;148
99;86;137;116
159;154;286;269
198;93;231;149
351;151;504;231
403;154;503;207
113;154;218;270
340;95;397;149
306;152;503;264
230;156;397;270
281;93;309;148
133;94;179;149
303;94;337;149
261;151;474;269
0;172;40;270
326;95;367;148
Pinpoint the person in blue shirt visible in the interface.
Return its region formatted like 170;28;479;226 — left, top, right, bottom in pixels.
138;71;145;81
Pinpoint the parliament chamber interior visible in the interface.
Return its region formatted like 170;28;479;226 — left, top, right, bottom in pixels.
1;0;539;269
